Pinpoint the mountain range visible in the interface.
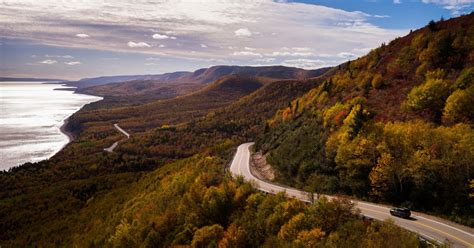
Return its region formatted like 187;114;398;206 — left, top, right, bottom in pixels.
0;13;472;247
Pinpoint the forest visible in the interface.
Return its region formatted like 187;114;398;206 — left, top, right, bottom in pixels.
0;13;472;247
256;14;473;225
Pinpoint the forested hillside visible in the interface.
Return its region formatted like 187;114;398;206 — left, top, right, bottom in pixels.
75;65;330;96
74;66;330;107
0;14;472;247
257;14;474;225
0;65;333;245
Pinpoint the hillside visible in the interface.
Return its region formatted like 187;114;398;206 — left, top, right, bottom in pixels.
71;66;330;108
78;80;202;98
67;71;191;88
73;65;329;88
256;13;474;225
74;65;330;97
0;67;336;245
0;67;420;246
69;75;267;134
0;14;472;247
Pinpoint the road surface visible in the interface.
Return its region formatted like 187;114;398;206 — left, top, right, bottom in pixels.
104;123;130;152
230;143;474;248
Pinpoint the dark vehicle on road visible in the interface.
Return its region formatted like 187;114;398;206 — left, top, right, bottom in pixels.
390;207;411;218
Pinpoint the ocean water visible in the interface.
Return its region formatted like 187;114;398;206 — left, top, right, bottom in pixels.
0;81;102;171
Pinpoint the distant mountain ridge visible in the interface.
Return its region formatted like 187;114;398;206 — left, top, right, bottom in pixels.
74;65;331;103
1;14;472;246
69;65;331;89
0;77;65;82
69;71;190;88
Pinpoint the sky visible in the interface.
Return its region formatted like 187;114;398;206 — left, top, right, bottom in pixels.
0;0;472;80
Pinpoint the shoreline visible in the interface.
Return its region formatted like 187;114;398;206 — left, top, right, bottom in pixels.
55;87;103;155
60;117;75;143
1;81;102;171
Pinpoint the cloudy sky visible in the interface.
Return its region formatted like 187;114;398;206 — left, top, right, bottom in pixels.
0;0;472;80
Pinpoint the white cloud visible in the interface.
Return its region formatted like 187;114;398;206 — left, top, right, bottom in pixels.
152;33;169;39
0;0;406;70
421;0;473;14
200;44;208;48
254;57;276;63
265;51;314;57
421;0;473;5
234;28;252;37
39;59;57;65
393;0;401;4
338;52;357;58
231;51;262;57
292;47;312;52
64;61;81;65
282;59;333;69
145;62;158;66
352;47;373;55
45;54;74;59
75;33;89;38
127;41;151;48
158;44;166;48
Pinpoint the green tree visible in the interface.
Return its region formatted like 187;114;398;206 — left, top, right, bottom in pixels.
191;224;224;248
364;220;420;248
371;74;384;89
443;86;474;123
419;30;452;67
369;152;394;198
294;228;325;247
451;67;474;90
405;77;450;119
108;219;137;248
343;104;369;139
278;213;309;241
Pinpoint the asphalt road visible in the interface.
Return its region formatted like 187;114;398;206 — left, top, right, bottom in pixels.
114;123;130;138
230;142;474;248
104;123;130;152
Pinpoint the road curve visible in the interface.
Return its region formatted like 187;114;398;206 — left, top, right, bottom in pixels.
104;123;130;152
230;143;474;248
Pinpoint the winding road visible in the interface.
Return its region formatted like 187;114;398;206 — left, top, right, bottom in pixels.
104;123;130;152
230;143;474;248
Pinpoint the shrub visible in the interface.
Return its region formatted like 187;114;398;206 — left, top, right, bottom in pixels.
405;78;450;111
443;87;474;123
371;74;383;89
191;224;224;248
451;67;474;90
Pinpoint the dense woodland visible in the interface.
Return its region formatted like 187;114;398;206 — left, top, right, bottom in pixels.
257;14;474;225
0;14;473;247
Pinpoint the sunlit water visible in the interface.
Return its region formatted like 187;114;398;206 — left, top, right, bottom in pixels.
0;81;102;171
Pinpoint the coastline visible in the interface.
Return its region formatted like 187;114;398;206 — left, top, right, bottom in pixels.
60;117;75;143
1;80;102;171
55;87;103;154
55;91;103;153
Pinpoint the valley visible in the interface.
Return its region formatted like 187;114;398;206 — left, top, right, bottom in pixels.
0;12;473;248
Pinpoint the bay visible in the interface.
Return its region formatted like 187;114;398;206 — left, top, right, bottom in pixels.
0;81;102;170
